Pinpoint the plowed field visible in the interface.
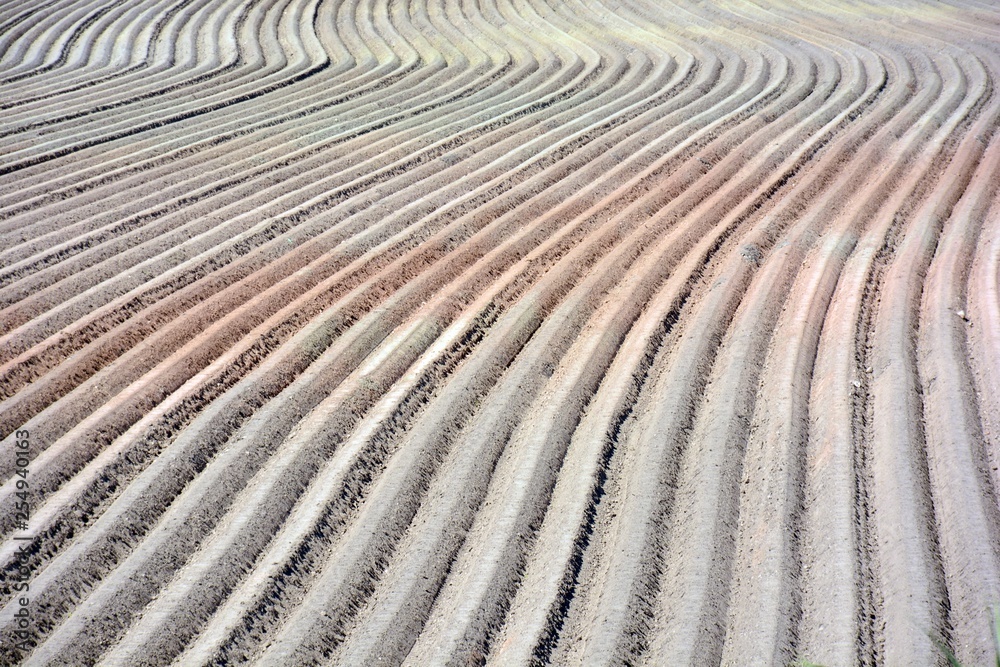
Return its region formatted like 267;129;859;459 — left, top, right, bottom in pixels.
2;0;1000;664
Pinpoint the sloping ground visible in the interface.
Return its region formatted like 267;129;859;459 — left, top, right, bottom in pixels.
1;0;999;664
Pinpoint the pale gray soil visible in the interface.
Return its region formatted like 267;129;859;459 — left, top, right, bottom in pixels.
1;0;999;665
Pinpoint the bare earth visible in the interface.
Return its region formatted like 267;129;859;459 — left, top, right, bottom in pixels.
1;0;999;664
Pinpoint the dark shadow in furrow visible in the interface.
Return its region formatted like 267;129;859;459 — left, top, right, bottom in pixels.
0;55;332;177
203;58;732;664
0;49;680;409
0;50;661;449
0;0;275;120
0;54;442;231
0;2;121;86
0;51;416;219
0;55;499;297
851;316;881;667
97;53;672;659
0;0;315;135
442;53;864;667
0;0;197;110
207;300;538;665
0;47;588;305
529;297;684;665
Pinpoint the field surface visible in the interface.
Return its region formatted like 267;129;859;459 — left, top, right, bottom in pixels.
2;0;1000;664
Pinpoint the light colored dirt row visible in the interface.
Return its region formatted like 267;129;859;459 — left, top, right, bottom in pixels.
862;51;995;665
3;0;1000;665
0;3;592;332
0;17;672;496
0;0;101;79
308;36;784;661
1;9;744;656
0;0;184;105
791;53;962;667
917;114;1000;665
0;0;317;161
0;23;716;656
0;32;696;656
966;179;1000;521
548;28;876;667
0;0;313;116
0;43;580;354
0;0;712;464
0;0;508;193
720;13;984;659
400;18;860;660
154;40;752;664
718;51;976;667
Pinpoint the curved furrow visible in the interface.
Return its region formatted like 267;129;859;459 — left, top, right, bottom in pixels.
860;49;994;666
0;17;580;520
0;23;608;496
166;41;720;667
1;27;656;667
0;0;264;129
7;7;696;656
0;0;190;110
0;10;616;664
0;0;508;219
7;2;688;660
1;0;998;664
916;92;1000;665
0;13;512;335
0;1;332;175
719;51;979;667
260;39;780;667
536;17;872;667
0;0;584;318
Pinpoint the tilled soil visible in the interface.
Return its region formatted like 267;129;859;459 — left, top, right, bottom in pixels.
1;0;999;665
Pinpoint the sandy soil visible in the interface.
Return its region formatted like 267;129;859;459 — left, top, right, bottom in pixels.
1;0;999;664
